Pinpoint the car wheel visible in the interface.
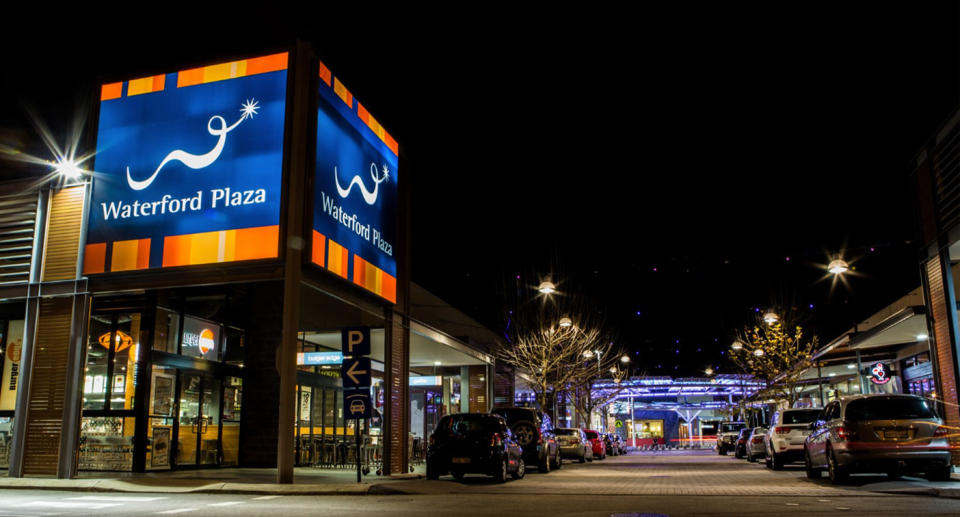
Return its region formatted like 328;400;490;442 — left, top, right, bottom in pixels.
804;449;821;479
765;454;773;469
926;466;952;482
771;452;783;470
452;470;465;480
539;452;551;473
826;446;847;484
493;459;508;483
579;452;586;463
510;421;537;450
719;446;727;456
511;458;526;480
552;451;563;470
747;452;756;462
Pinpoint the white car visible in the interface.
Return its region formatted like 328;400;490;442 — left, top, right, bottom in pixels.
764;408;821;469
745;427;767;462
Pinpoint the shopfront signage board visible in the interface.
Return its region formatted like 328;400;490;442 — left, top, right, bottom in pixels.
297;351;343;366
84;52;289;274
868;361;892;385
341;356;371;389
341;326;370;357
343;389;373;419
181;316;220;361
409;376;442;387
311;62;398;304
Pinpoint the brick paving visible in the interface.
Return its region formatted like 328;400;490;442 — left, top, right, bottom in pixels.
453;449;898;497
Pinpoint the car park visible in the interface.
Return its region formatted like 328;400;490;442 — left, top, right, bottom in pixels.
555;427;593;462
764;407;821;469
734;427;751;459
491;407;561;472
745;427;766;462
716;421;746;455
426;413;525;482
584;429;606;460
804;394;952;483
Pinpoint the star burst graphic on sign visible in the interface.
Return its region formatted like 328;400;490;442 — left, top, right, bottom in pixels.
240;99;260;120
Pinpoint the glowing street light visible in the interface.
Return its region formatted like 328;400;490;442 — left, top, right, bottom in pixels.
828;259;849;275
537;281;556;295
916;333;928;341
620;354;630;363
559;316;573;328
753;348;765;357
731;340;743;351
609;366;617;374
704;366;714;376
763;311;779;325
52;158;84;180
583;350;594;358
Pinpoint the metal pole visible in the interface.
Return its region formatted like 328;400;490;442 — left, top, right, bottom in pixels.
356;418;361;483
817;361;824;406
628;395;635;447
856;350;865;394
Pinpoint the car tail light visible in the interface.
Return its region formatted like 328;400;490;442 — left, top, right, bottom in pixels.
934;426;949;439
537;428;543;445
835;425;856;441
774;426;790;435
490;433;502;447
429;435;435;447
752;436;763;444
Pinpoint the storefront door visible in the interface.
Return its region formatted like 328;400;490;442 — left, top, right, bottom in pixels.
175;371;221;467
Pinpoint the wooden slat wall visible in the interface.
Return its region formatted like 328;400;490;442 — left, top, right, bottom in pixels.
468;365;487;413
0;190;38;285
21;297;74;475
41;185;84;281
387;315;408;475
925;258;960;465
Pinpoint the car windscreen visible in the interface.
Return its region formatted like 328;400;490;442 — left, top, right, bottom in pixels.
491;408;537;425
846;398;937;421
436;415;500;435
584;431;598;439
782;410;821;424
554;429;579;436
721;423;745;433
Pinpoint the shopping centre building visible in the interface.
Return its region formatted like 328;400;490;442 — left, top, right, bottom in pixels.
0;43;501;479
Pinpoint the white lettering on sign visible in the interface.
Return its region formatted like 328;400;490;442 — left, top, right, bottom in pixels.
319;191;393;257
99;188;267;221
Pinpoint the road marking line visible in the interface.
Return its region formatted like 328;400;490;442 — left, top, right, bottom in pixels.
251;496;281;500
69;496;167;502
785;503;799;506
209;502;244;506
817;499;831;502
15;502;122;509
155;509;198;514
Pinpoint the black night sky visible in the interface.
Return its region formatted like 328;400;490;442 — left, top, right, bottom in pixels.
2;4;959;376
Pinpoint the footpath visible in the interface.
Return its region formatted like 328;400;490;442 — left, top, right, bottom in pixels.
0;467;424;496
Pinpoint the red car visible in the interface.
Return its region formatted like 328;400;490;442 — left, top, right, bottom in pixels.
583;429;606;460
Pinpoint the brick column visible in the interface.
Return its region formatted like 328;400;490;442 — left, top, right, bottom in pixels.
239;281;284;467
924;254;960;465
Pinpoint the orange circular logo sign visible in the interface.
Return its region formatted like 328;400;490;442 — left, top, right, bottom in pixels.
5;339;21;363
198;328;216;355
98;330;134;353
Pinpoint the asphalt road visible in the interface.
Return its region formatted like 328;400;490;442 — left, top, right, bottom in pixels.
0;450;957;516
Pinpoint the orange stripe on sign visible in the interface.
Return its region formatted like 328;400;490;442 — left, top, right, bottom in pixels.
327;239;349;279
83;243;107;274
177;52;287;88
127;74;165;96
381;272;397;303
100;82;123;101
312;230;326;267
111;238;151;272
318;61;332;86
162;225;278;267
351;255;396;303
357;103;399;157
333;77;353;108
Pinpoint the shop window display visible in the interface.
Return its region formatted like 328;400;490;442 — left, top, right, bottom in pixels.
78;416;135;471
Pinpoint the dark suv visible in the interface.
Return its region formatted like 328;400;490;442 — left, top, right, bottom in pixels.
491;407;561;472
426;413;525;482
804;394;952;483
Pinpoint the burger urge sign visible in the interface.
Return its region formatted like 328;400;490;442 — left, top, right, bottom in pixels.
182;316;220;361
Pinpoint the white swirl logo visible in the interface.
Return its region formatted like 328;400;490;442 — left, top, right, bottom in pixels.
334;163;389;205
125;99;259;191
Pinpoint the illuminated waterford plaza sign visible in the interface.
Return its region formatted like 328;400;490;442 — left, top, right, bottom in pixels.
84;53;289;273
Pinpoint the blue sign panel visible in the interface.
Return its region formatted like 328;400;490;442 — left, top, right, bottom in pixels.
341;326;371;357
341;356;371;389
343;389;372;419
84;53;289;274
312;65;398;303
297;351;343;366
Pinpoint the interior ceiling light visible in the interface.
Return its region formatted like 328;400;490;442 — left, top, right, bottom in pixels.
537;281;556;294
828;259;849;275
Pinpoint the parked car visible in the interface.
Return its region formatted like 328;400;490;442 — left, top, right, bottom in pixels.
716;421;747;455
555;427;593;462
734;428;751;459
584;429;606;460
602;433;617;456
804;394;952;483
764;407;821;469
745;427;767;462
491;407;561;472
611;434;626;455
426;413;525;482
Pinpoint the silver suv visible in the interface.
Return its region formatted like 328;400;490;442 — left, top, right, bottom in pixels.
804;394;951;483
764;407;821;469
